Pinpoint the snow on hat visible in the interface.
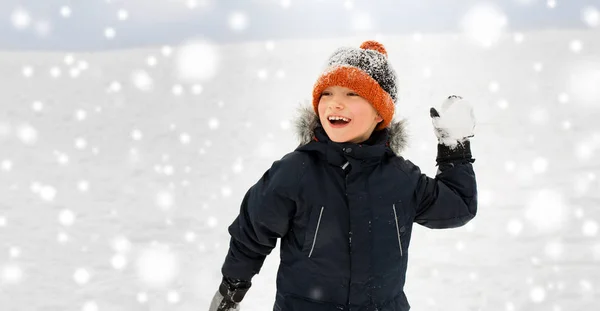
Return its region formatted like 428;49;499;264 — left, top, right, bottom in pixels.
312;40;398;131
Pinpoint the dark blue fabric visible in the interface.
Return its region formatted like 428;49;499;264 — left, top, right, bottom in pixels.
222;125;477;310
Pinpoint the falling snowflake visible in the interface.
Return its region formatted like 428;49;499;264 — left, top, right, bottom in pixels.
105;27;116;39
131;70;153;91
582;6;599;28
82;301;98;311
525;189;567;232
2;264;23;283
111;254;127;270
167;290;180;304
461;4;508;47
11;8;31;30
229;12;248;31
135;244;179;287
117;9;129;21
59;209;76;226
175;40;220;82
112;236;132;253
73;268;91;285
137;292;148;303
60;6;72;18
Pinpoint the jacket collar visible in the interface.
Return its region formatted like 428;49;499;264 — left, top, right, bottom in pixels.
292;102;409;167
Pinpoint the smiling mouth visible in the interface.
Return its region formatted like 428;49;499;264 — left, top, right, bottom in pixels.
329;119;350;125
328;118;352;128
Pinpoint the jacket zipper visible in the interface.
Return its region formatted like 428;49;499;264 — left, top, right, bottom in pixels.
308;206;325;258
392;204;404;257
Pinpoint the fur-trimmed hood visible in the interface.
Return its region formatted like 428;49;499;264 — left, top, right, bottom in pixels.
292;102;409;156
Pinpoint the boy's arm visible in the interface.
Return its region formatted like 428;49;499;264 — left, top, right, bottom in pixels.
408;141;477;229
210;158;298;310
221;159;298;281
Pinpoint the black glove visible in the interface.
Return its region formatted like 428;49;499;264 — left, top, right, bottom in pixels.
431;95;476;165
208;276;252;311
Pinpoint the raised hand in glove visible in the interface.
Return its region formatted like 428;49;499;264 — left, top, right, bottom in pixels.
430;95;476;149
208;276;251;311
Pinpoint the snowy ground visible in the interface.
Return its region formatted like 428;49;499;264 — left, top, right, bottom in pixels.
1;29;600;311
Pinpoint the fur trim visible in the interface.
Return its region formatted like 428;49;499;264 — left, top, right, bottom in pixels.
294;102;408;156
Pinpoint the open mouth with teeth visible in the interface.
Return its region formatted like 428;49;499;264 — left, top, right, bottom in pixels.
327;116;352;127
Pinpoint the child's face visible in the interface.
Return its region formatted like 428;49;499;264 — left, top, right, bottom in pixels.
317;86;383;144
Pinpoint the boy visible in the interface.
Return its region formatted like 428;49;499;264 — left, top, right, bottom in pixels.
209;40;477;311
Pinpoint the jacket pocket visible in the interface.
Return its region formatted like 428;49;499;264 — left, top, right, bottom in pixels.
304;205;325;258
392;203;404;257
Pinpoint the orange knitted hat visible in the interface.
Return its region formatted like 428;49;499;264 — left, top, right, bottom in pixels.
312;40;398;131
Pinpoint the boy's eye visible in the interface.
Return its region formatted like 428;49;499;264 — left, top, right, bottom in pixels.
347;92;358;96
321;92;331;96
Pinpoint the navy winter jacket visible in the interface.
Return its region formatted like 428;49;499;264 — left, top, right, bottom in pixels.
221;106;478;311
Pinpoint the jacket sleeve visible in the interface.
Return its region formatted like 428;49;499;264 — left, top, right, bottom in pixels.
221;157;298;281
406;140;478;229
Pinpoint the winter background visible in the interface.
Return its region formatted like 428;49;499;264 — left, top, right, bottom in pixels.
1;0;600;310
